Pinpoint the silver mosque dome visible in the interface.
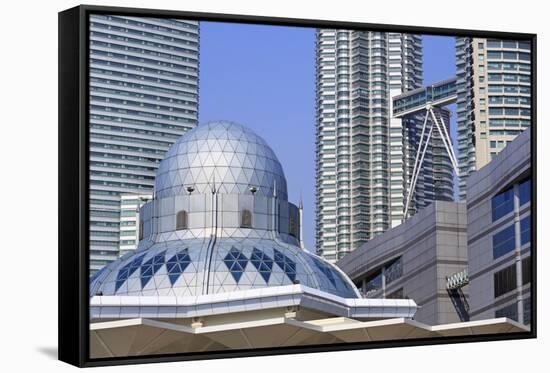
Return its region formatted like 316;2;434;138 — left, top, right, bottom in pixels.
154;121;288;200
90;121;360;299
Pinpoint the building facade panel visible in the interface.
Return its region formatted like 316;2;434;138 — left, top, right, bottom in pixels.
337;201;469;325
466;129;531;325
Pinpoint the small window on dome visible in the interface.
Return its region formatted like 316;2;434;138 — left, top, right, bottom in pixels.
289;214;297;237
138;220;144;240
240;209;252;228
176;210;188;230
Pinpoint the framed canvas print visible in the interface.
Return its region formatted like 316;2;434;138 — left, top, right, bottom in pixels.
58;4;537;367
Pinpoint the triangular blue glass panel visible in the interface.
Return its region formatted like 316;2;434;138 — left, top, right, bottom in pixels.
168;273;181;285
141;275;153;288
230;270;243;282
258;270;270;283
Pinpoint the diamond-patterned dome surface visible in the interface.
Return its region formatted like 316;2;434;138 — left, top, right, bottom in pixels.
154;121;288;200
90;237;360;299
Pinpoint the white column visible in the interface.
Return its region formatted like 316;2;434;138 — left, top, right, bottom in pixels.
513;183;524;323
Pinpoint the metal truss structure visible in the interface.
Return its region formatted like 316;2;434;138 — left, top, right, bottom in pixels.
404;104;460;217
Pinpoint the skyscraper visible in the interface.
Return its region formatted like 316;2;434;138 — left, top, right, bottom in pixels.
456;37;531;199
118;193;152;258
89;15;200;272
315;30;453;262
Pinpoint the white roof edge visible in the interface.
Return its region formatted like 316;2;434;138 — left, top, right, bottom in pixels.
429;317;530;332
90;284;418;319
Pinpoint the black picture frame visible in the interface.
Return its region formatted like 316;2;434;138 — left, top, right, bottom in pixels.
58;4;537;368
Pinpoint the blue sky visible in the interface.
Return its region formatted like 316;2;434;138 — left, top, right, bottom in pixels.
422;35;459;197
199;23;456;250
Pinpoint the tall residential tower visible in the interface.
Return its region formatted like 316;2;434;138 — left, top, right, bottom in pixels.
456;37;531;199
89;15;200;272
315;30;453;262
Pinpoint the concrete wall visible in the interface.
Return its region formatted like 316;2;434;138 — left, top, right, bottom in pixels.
337;201;468;325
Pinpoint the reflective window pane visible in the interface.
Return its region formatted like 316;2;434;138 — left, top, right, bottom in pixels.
493;225;516;259
492;187;514;221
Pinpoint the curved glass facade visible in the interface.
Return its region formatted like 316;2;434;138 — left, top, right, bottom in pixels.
155;121;288;200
